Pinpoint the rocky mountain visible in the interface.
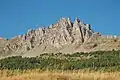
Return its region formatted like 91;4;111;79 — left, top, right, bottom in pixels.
0;17;120;58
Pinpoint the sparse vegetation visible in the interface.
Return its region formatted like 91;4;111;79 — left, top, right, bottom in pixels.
0;50;120;71
0;50;120;80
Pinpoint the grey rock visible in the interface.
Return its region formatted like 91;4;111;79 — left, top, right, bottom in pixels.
1;17;120;58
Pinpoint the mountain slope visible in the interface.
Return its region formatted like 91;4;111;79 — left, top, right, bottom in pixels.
0;17;120;58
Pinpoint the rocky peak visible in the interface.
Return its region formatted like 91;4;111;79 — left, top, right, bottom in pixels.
67;17;72;26
75;17;80;23
0;17;101;57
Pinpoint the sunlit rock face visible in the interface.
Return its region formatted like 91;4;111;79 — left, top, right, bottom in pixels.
0;17;120;58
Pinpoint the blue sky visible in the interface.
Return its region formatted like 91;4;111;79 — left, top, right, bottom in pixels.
0;0;120;38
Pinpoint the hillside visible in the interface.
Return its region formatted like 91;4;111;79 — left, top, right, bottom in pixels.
0;17;120;58
0;50;120;71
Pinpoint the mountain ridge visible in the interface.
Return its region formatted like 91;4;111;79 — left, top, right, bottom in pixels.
0;17;120;58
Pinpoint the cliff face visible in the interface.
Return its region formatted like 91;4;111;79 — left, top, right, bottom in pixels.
0;17;120;57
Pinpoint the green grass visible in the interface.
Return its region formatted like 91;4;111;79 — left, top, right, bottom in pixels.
0;50;120;71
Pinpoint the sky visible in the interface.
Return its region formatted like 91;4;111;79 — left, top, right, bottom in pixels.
0;0;120;38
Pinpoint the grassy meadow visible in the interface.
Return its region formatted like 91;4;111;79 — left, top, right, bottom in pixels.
0;70;120;80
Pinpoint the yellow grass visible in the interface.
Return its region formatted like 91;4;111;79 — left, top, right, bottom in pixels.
0;70;120;80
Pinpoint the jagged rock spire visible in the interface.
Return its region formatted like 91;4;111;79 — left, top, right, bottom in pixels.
67;17;72;26
75;17;80;23
0;17;101;57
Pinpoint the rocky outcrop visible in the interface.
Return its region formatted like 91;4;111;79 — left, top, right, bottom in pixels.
20;17;95;50
0;17;120;57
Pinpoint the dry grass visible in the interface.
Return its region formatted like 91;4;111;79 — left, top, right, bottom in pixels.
0;70;120;80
